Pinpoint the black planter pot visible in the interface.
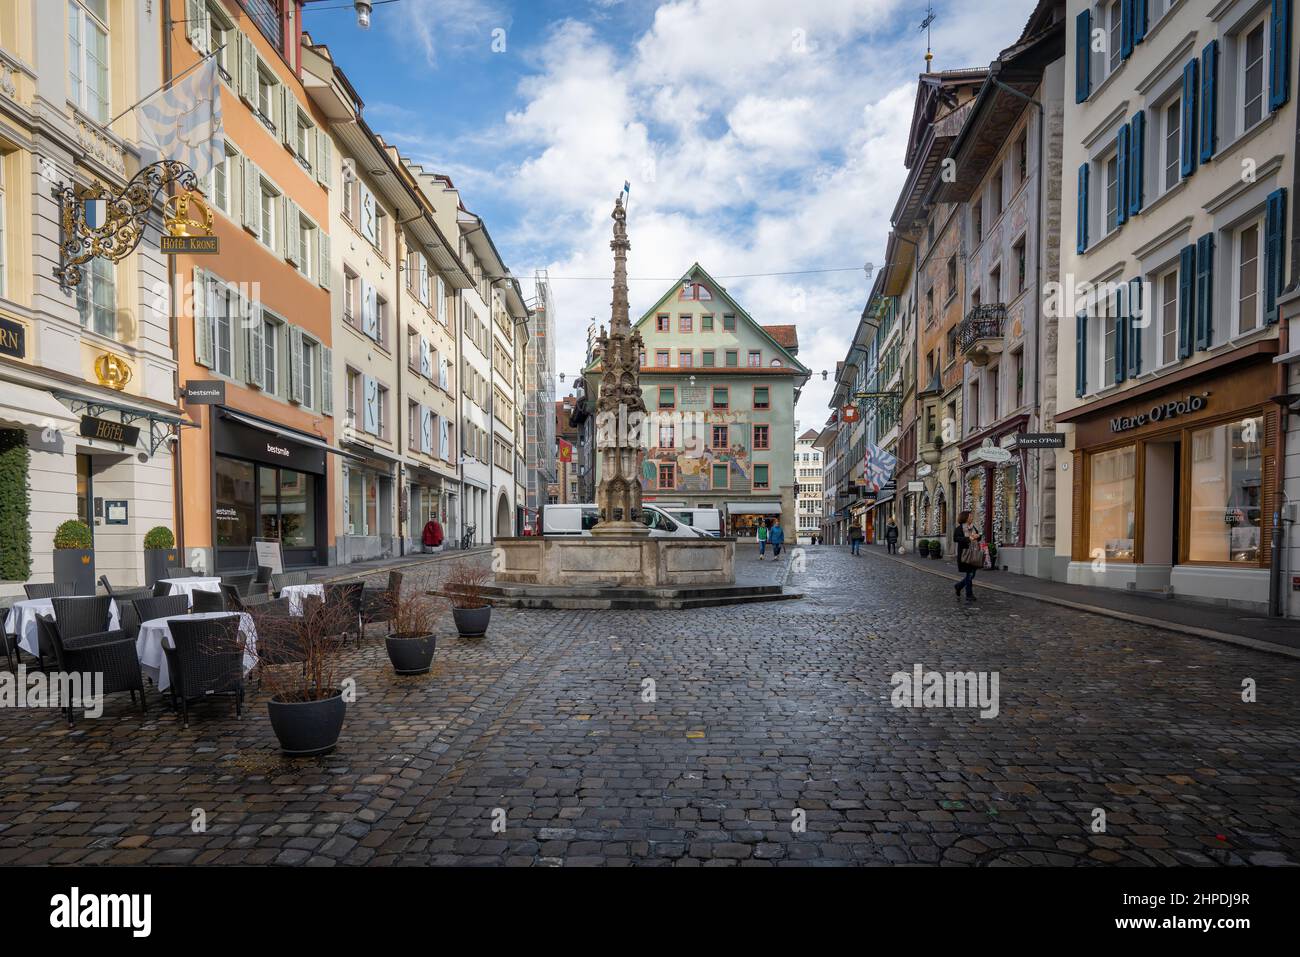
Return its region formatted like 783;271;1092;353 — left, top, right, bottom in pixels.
143;548;178;588
930;545;943;560
452;605;491;637
385;633;437;675
266;691;346;756
53;549;95;595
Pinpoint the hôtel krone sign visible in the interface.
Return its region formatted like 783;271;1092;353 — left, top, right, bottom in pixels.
1110;393;1209;434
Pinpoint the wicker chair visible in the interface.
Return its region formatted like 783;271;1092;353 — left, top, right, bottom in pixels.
131;595;191;629
221;572;255;595
220;584;249;612
152;581;173;597
270;571;308;595
97;575;116;596
23;583;64;600
165;567;196;579
2;621;19;673
191;589;227;614
326;581;366;646
361;571;403;635
255;565;274;585
35;614;145;727
51;596;115;639
166;615;245;728
112;587;154;604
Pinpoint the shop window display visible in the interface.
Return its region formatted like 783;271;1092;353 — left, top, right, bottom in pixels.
1188;418;1263;563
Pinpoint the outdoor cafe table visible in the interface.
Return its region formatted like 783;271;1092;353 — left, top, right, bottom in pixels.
134;612;257;692
279;582;324;616
159;577;223;605
3;597;120;657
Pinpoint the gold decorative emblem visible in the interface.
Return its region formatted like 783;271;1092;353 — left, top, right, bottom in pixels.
94;353;132;391
163;190;215;238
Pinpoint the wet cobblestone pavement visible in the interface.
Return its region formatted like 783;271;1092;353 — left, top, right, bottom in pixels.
2;545;1298;866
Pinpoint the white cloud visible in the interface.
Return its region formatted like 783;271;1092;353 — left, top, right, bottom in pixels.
390;0;509;66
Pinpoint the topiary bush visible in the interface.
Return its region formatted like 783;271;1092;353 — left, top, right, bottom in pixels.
0;429;32;580
143;526;175;549
54;520;93;550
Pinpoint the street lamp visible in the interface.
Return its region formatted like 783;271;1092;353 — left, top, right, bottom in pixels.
354;1;372;29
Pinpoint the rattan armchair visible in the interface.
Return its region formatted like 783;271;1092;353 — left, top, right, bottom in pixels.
270;571;309;595
361;571;403;635
191;590;227;614
326;581;366;646
23;583;64;599
35;614;145;727
165;567;196;579
166;615;245;728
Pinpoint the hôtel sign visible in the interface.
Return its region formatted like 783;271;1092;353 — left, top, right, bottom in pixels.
1110;393;1209;434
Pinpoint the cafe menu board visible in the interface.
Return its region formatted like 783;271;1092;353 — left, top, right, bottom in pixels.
253;538;284;576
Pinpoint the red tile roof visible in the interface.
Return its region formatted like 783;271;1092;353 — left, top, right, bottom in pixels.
762;324;798;349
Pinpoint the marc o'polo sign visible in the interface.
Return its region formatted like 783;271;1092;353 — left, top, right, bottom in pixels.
79;416;140;446
0;315;25;359
1110;393;1210;433
182;380;226;405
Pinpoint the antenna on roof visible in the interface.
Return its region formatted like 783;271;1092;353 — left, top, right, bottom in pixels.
920;2;937;73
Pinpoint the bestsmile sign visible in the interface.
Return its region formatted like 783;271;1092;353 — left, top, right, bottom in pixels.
1110;393;1209;434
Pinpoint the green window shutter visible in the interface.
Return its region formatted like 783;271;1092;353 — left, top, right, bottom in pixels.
1133;0;1148;43
1199;40;1218;163
1076;162;1089;253
1127;110;1145;216
289;326;304;404
320;346;333;417
1121;0;1134;59
239;34;256;105
284;199;300;265
241;157;258;233
1270;0;1292;111
1178;244;1196;358
1194;232;1214;350
1264;187;1287;324
317;230;331;290
247;298;265;388
1075;9;1091;102
316;129;332;188
186;0;206;49
1181;59;1198;178
1075;312;1087;398
193;267;212;368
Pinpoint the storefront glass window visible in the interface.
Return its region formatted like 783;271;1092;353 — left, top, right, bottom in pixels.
280;468;315;547
348;470;365;535
215;457;255;547
1089;446;1136;561
1188;418;1263;563
366;474;379;534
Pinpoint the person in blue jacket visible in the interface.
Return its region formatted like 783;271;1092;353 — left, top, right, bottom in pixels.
768;518;785;558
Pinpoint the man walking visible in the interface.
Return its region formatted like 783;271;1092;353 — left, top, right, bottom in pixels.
849;524;864;556
757;519;769;560
769;518;785;559
885;520;899;554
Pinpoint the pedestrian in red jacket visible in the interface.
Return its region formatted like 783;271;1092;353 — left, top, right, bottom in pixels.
422;518;444;551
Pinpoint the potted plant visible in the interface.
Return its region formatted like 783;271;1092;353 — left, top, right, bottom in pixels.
384;575;440;675
248;596;354;756
53;520;95;595
930;539;944;560
916;539;928;558
987;542;998;570
444;560;492;638
143;526;178;587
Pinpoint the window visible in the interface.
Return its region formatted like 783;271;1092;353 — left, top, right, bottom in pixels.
711;424;729;449
747;350;761;367
655;350;670;367
1090;445;1136;561
972;201;983;244
753;465;770;490
1163;99;1181;191
702;350;715;367
1103;307;1117;382
205;145;236;216
1105;153;1119;234
991;168;1004;219
656;313;670;332
753;386;770;409
376;384;388;439
723;314;736;331
1241;18;1267;132
753;424;770;450
1161;269;1178;364
989;264;1002;302
679;314;693;333
702;314;714;331
658;423;675;448
296;115;313;168
263;315;280;395
1013;237;1026;295
1016;131;1028;185
712;463;729;488
256;68;276;130
1235;221;1262;334
712;387;729;410
343;269;358;326
946;255;958;300
301;338;317;409
1188;418;1264;563
679;351;693;367
259;181;277;249
68;0;109;123
725;350;738;367
1107;1;1122;73
968;377;980;431
297;217;313;280
658;462;676;490
77;255;116;339
342;164;356;222
990;363;1000;420
658;386;676;409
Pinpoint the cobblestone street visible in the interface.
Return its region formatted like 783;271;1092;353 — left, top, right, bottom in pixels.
2;546;1298;867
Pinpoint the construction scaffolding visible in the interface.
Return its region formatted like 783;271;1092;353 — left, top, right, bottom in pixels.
525;269;558;524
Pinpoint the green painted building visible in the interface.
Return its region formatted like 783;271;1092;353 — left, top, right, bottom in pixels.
589;265;809;538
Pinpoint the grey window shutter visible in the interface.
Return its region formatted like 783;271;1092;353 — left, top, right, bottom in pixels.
290;326;304;404
247;298;265;387
239;34;256;105
193;267;212;368
321;346;334;417
284;199;300;265
242;157;258;233
316;129;332;188
363;375;379;434
317;230;331;290
421;407;433;454
186;0;206;49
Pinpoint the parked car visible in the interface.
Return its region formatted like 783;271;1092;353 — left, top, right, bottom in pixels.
542;504;705;538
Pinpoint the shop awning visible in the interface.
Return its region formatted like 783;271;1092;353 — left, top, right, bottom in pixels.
220;409;347;457
868;489;896;510
0;381;79;431
726;502;781;515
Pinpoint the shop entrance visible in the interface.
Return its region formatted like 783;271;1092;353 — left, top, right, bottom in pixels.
1141;439;1180;566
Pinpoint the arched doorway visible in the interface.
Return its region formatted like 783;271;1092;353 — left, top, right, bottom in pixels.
495;494;512;538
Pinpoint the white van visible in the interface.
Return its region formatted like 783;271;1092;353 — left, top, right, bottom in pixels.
662;507;722;537
542;503;704;538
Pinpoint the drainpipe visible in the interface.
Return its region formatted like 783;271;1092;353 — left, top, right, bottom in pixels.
161;0;186;564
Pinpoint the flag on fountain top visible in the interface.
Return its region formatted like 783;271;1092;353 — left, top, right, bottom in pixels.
136;56;225;180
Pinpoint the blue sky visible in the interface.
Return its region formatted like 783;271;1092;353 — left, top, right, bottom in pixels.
303;0;1038;420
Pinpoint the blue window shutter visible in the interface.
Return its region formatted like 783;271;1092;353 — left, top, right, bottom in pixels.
1270;0;1292;111
1200;40;1218;163
1178;244;1195;359
1116;125;1130;227
1075;312;1088;397
1128;277;1144;377
1264;188;1288;324
1128;110;1145;215
1194;232;1215;349
1121;0;1134;59
1075;9;1092;103
1077;162;1089;253
1181;59;1199;178
1133;0;1148;43
1114;294;1127;385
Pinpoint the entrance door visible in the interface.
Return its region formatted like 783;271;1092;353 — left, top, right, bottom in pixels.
1141;440;1180;567
76;453;94;545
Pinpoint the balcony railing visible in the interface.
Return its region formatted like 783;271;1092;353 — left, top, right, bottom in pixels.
957;304;1007;365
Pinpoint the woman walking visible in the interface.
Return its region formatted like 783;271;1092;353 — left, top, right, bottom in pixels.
953;510;982;602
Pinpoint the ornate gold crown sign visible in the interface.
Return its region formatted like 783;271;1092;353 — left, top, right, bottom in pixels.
160;189;219;255
94;352;133;391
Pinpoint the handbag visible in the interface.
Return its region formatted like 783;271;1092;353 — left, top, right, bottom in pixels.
960;543;982;568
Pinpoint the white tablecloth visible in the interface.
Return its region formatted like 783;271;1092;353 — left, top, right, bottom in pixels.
279;583;324;616
3;598;121;657
159;577;223;604
135;612;256;692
